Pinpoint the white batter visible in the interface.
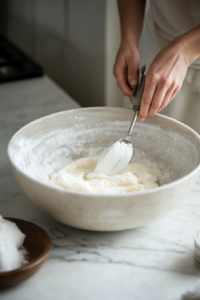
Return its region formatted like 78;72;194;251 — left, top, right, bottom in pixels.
47;157;160;194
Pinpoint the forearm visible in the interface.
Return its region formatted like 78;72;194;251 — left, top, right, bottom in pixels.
138;25;200;121
172;25;200;66
117;0;146;46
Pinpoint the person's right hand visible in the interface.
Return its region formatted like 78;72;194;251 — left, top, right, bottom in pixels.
113;39;140;97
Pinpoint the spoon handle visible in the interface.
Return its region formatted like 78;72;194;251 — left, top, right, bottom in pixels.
126;65;146;142
126;110;138;140
130;65;146;110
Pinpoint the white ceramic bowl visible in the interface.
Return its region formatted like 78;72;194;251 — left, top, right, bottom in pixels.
8;107;200;231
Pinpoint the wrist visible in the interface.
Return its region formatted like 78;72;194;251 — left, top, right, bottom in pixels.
121;33;139;48
171;26;200;66
167;38;191;67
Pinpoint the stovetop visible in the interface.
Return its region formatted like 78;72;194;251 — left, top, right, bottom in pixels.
0;34;43;83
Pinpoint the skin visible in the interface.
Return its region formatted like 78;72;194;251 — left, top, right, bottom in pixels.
113;0;200;121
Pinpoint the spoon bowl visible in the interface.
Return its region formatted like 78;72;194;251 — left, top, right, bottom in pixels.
95;110;138;176
95;138;133;176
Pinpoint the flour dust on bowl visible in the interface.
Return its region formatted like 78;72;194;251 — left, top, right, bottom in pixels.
7;108;200;231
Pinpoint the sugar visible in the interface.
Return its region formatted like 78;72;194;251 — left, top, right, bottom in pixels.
0;216;27;272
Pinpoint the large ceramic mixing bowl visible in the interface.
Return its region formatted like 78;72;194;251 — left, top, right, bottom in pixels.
7;108;200;231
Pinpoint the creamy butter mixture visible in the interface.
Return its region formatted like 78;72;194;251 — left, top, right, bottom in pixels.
46;157;160;194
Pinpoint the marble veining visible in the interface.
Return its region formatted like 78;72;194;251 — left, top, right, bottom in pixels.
0;77;200;300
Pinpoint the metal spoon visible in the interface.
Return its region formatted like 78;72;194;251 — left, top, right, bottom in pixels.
95;65;146;176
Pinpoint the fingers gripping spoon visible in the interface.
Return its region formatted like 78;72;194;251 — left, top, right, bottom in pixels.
95;65;146;176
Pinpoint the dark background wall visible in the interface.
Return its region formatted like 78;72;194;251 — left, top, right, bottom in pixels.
0;0;106;107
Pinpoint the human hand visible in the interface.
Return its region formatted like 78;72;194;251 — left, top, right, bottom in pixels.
138;42;190;121
113;39;140;97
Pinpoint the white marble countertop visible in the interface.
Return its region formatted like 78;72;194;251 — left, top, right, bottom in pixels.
0;76;200;300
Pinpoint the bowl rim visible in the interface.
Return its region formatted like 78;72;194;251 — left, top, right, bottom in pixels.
0;218;51;276
7;107;200;198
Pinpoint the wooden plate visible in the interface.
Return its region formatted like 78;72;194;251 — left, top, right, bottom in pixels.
0;218;51;288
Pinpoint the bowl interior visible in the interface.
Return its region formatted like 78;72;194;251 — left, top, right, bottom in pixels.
8;107;200;187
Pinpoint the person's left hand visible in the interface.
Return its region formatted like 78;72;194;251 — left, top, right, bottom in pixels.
138;41;190;121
